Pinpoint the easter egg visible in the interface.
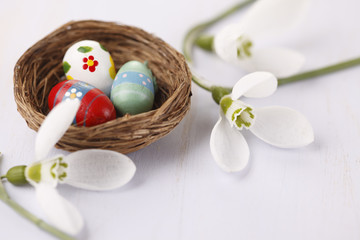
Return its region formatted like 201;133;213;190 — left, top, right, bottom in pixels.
111;61;157;115
63;40;116;96
48;80;116;127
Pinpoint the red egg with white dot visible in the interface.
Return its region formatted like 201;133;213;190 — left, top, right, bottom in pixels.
48;80;116;127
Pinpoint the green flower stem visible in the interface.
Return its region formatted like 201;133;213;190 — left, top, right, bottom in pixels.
278;56;360;85
194;56;360;103
184;0;254;92
182;1;360;102
182;0;255;63
0;155;76;240
191;70;213;91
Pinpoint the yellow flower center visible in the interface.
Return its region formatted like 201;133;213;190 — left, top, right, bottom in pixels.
87;60;94;67
70;93;76;99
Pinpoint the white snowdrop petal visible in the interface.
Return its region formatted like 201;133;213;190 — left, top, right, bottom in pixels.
240;0;310;39
214;23;243;63
231;71;277;99
62;149;136;191
35;100;80;161
210;115;250;172
35;183;84;235
236;47;305;78
250;106;314;148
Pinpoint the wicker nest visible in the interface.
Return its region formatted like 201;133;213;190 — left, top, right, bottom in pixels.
14;20;192;154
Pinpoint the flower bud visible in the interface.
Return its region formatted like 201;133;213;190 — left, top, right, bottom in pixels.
195;35;214;52
5;165;28;185
211;86;231;104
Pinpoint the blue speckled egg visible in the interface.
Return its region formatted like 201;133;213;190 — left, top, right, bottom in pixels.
110;61;157;115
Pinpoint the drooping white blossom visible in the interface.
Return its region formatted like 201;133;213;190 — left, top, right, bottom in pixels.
213;0;310;78
25;100;136;234
210;72;314;172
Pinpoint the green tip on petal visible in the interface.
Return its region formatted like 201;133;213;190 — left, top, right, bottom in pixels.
234;107;254;129
236;36;253;59
243;41;253;57
6;165;28;185
221;97;255;130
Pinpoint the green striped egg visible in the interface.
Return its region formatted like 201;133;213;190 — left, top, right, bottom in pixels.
110;61;157;115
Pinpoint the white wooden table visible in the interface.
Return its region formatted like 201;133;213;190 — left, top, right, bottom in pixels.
1;0;360;239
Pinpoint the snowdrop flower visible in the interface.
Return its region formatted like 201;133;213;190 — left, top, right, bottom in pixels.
213;0;309;78
210;72;314;172
6;100;136;235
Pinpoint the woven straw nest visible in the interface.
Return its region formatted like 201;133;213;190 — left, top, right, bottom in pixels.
14;20;192;154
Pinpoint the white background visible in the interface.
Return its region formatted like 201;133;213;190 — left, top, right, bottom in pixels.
1;0;360;239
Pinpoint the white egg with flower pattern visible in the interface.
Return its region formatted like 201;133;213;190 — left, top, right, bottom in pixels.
63;40;116;96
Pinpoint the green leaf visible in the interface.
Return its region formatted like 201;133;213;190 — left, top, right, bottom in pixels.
77;46;93;53
63;61;71;74
100;43;108;52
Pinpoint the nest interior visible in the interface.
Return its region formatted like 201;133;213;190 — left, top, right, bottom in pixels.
14;20;192;154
